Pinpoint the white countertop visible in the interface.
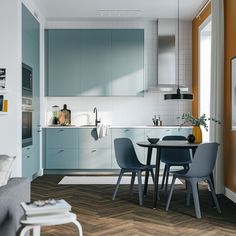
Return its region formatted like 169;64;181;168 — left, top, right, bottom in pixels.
43;125;192;129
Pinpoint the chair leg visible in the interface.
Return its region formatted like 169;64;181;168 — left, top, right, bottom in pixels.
190;179;201;219
165;175;176;211
207;177;222;214
165;165;170;192
112;170;124;200
161;165;167;189
137;170;143;205
186;180;191;207
184;164;189;170
130;172;136;194
150;169;155;183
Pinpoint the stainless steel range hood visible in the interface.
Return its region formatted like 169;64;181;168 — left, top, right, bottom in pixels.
147;19;189;93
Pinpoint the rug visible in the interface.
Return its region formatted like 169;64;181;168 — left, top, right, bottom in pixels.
58;176;183;185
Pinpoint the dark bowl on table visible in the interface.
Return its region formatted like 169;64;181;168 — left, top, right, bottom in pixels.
147;138;159;144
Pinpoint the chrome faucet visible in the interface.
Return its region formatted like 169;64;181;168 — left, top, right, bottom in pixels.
93;107;101;126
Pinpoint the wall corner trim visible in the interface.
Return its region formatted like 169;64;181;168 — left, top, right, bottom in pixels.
225;187;236;204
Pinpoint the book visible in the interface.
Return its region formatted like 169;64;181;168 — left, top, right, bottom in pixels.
25;212;72;222
21;199;71;216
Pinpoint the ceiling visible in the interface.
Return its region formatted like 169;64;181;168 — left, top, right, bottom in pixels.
33;0;208;21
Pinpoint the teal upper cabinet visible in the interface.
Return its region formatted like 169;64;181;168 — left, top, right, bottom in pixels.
111;30;144;96
46;30;82;96
46;29;144;97
79;30;112;96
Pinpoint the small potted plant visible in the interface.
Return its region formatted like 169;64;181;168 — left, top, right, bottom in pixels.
177;113;221;143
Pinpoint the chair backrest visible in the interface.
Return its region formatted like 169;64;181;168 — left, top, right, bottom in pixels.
114;138;142;169
161;135;191;164
186;142;219;178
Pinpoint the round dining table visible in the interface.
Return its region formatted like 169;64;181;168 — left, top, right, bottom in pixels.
137;140;199;209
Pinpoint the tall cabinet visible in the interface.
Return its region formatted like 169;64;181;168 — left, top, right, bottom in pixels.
22;4;40;179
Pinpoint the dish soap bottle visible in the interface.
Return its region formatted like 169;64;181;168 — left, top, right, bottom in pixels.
60;104;71;125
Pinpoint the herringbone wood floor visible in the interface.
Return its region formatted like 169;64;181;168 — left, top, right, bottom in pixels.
31;175;236;236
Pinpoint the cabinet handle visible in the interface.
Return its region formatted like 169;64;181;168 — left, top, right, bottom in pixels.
165;129;170;132
59;149;64;153
125;129;129;132
26;155;30;158
27;148;31;150
91;150;96;153
37;130;42;132
37;125;41;127
59;129;64;132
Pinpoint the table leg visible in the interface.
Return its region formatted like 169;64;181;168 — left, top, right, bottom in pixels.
153;147;161;209
73;219;83;236
144;147;153;196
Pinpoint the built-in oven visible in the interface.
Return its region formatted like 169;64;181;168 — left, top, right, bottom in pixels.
22;101;33;147
22;63;33;147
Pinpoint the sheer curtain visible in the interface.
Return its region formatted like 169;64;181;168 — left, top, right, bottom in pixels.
210;0;224;194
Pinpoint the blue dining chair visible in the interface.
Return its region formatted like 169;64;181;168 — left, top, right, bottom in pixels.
166;142;221;219
161;135;192;192
112;138;155;205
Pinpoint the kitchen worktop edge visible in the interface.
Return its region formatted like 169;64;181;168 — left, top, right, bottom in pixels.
43;125;192;129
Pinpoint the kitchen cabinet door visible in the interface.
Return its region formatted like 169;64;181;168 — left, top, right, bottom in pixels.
45;148;77;169
77;128;112;169
77;148;111;169
46;29;82;96
79;30;112;96
46;29;144;97
111;29;144;96
22;146;34;180
111;128;145;169
46;128;77;149
77;128;111;149
32;20;40;175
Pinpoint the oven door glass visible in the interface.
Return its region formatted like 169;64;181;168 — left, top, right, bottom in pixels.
22;111;32;147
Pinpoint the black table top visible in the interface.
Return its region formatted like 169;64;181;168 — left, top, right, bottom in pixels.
137;140;199;149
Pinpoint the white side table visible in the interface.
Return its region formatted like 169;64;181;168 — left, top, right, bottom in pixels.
20;212;83;236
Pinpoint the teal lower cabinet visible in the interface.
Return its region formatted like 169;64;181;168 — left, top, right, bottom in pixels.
111;128;145;169
77;128;112;169
77;128;110;149
45;148;77;169
44;128;78;169
43;127;191;171
77;148;111;169
46;128;77;149
22;146;34;180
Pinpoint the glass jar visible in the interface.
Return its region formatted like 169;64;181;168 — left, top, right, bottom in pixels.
52;105;59;124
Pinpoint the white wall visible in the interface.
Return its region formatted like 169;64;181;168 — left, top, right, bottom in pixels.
45;20;193;126
0;0;44;176
0;0;22;176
